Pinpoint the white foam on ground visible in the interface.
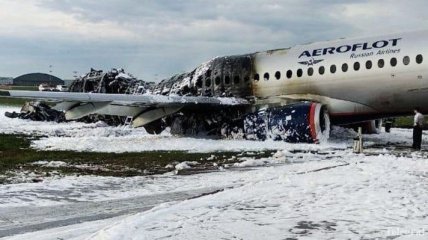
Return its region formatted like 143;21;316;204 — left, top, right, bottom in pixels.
0;106;348;153
2;105;428;239
87;154;428;240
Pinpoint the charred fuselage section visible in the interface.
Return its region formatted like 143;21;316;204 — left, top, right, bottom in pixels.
69;68;153;94
152;54;255;98
147;54;257;138
148;54;332;142
5;68;153;126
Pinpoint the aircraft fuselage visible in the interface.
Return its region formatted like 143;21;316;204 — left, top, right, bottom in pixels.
158;30;428;125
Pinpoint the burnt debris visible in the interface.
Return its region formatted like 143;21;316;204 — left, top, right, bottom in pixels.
5;54;257;137
69;68;153;94
5;101;66;123
5;68;151;126
152;54;254;98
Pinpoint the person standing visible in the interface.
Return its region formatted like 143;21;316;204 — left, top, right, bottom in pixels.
384;118;395;133
412;108;424;150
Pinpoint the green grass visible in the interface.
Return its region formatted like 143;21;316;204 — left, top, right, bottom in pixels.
0;134;273;179
393;116;428;129
11;86;38;91
0;97;28;106
394;117;413;128
0;85;36;106
0;85;38;91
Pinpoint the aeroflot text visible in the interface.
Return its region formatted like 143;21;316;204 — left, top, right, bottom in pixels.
299;38;402;58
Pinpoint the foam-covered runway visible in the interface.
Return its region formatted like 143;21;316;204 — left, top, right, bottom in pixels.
1;106;428;240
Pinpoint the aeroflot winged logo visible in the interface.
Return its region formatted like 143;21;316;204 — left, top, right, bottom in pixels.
298;38;402;64
298;58;324;66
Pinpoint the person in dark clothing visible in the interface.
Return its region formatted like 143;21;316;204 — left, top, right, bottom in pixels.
384;118;394;133
412;108;424;150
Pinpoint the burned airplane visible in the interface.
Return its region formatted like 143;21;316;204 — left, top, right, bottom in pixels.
5;68;153;126
2;30;428;143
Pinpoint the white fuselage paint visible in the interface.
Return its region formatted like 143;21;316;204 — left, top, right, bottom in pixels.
251;30;428;119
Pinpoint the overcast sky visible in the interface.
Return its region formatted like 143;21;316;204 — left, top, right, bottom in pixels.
0;0;427;81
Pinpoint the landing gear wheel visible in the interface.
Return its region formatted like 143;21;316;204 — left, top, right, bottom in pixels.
144;119;164;134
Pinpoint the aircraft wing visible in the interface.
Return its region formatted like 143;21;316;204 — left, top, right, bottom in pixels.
1;90;250;127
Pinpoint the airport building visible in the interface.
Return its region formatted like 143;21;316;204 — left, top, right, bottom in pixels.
0;77;13;85
13;73;64;86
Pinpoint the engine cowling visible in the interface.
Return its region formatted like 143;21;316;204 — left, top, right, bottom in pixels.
243;102;330;143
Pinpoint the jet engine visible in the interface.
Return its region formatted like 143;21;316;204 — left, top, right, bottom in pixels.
243;102;330;143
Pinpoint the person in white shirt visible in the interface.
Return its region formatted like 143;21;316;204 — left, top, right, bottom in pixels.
412;108;424;150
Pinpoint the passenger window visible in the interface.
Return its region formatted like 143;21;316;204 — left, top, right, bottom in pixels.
234;76;240;84
264;73;270;81
286;70;293;79
416;54;423;64
330;65;337;74
253;74;259;81
196;76;203;88
403;56;410;65
307;67;314;76
366;60;372;70
215;77;221;85
205;78;211;87
319;66;325;75
378;59;385;68
275;71;281;80
297;69;303;77
390;58;397;67
225;76;231;85
206;69;212;78
354;62;360;71
342;63;348;72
